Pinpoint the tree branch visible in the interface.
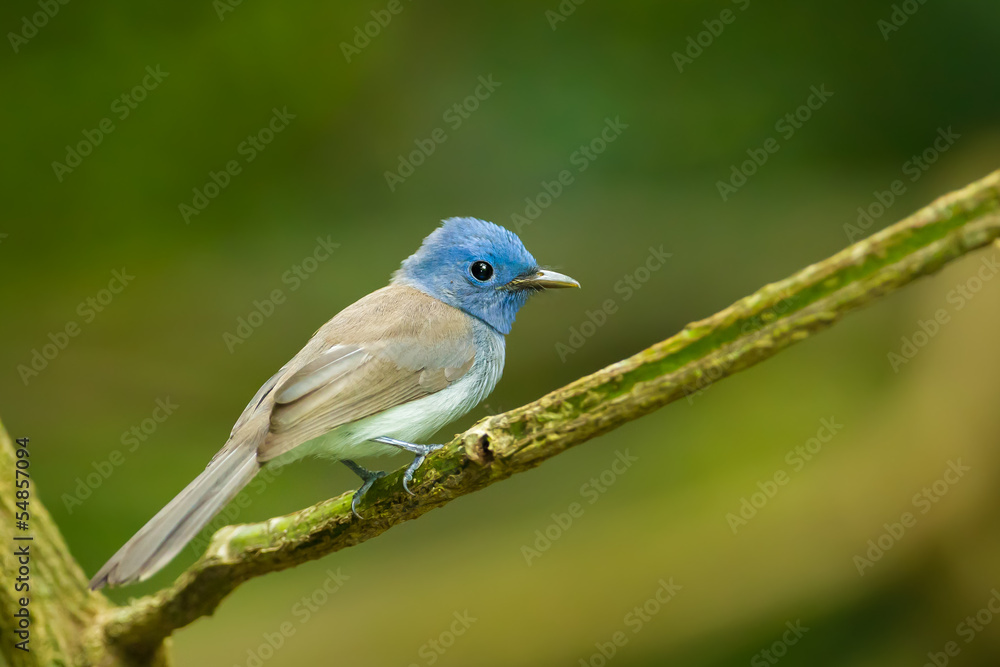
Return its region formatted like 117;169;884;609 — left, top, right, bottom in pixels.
103;169;1000;655
3;171;998;665
0;422;171;667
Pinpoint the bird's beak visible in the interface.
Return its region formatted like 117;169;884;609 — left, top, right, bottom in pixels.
507;269;580;290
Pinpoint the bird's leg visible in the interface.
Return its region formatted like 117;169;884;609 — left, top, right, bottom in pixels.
371;436;445;495
341;459;387;519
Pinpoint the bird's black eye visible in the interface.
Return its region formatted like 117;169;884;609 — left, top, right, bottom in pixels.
470;261;494;282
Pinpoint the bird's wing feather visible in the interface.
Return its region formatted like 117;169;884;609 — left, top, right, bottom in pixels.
255;285;476;462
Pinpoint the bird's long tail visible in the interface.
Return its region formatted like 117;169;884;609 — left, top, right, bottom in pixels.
89;440;260;589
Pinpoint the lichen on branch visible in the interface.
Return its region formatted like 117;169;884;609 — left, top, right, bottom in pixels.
1;170;997;667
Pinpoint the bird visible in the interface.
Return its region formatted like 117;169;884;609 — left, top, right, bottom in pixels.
89;217;579;589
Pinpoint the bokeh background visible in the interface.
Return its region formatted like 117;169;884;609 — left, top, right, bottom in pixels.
3;1;1000;665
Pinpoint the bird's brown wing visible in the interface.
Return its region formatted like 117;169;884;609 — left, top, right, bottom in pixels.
255;285;476;462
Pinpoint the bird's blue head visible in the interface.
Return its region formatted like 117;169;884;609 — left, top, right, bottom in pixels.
392;217;579;334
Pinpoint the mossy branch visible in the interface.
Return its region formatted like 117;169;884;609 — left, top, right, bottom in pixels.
104;169;1000;655
2;170;998;666
0;423;170;667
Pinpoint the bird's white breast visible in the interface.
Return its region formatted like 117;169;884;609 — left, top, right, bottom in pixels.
271;319;505;465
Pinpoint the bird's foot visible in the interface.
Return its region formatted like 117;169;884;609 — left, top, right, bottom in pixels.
372;436;445;495
341;459;387;519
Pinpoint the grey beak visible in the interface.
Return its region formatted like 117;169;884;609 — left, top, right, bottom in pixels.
509;269;580;290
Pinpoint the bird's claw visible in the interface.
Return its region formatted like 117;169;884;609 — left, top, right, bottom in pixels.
401;444;444;495
343;460;387;519
372;437;445;496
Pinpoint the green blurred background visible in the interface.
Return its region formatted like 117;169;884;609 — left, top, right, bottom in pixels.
3;0;1000;665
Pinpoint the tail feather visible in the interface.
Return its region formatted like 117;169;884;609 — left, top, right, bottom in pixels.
89;442;260;589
